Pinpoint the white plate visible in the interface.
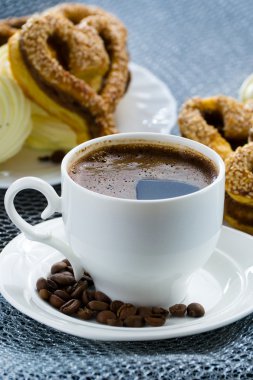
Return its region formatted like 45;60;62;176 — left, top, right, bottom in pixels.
0;218;252;341
0;63;177;188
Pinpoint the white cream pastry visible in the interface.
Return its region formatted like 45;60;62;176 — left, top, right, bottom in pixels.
0;75;32;163
0;43;77;163
239;73;253;102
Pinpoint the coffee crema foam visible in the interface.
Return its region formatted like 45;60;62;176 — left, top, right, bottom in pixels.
68;143;218;199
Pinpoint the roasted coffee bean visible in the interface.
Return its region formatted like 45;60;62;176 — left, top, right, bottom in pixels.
51;261;68;274
187;303;205;318
62;259;71;266
94;291;111;304
81;273;94;285
117;304;137;320
49;294;65;309
51;150;65;163
50;272;76;286
96;310;116;324
71;283;88;299
39;289;51;300
54;290;71;301
145;315;166;327
36;277;47;291
65;285;74;294
60;299;81;315
66;266;74;274
110;300;124;314
76;308;94;320
82;290;95;305
82;290;90;305
87;301;109;311
152;307;169;317
137;307;153;317
169;304;187;317
46;279;58;292
107;318;124;327
124;315;144;327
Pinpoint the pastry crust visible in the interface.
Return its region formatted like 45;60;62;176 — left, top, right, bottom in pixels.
178;96;253;160
225;143;253;205
0;16;28;46
224;193;253;235
8;5;129;141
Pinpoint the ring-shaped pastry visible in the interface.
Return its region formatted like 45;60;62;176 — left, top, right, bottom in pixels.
9;11;129;140
178;96;253;160
225;142;253;205
0;16;28;46
224;193;253;235
45;3;127;42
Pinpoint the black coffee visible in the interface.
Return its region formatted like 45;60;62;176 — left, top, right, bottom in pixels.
68;143;218;199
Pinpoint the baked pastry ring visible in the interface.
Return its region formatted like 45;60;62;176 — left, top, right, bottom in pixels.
0;16;28;46
224;193;253;235
178;96;253;160
8;8;129;142
45;3;127;43
225;142;253;206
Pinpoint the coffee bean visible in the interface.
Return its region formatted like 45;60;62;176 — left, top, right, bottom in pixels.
152;307;169;317
50;273;76;286
94;291;111;304
137;306;153;317
96;310;116;324
124;316;144;327
77;308;94;320
62;259;71;266
36;277;47;291
71;283;88;299
54;290;71;301
65;285;74;294
110;300;124;314
117;304;137;320
187;303;205;318
46;279;58;292
82;290;95;305
145;315;166;327
66;266;74;274
51;150;65;163
60;299;81;315
169;304;187;317
39;289;51;300
81;273;94;285
87;301;109;311
51;261;68;274
49;294;65;309
107;318;124;327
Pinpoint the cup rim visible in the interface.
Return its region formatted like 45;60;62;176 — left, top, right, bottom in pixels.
62;132;225;203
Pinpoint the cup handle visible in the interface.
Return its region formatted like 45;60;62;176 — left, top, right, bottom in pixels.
4;177;84;280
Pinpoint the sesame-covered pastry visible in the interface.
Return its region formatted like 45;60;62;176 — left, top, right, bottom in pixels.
225;143;253;206
8;5;130;143
224;193;253;235
0;16;29;46
178;96;253;161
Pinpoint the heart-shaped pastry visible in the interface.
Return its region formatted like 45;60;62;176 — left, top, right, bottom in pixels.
8;5;129;142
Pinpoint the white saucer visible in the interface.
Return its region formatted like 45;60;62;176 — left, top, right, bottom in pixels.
0;63;177;188
0;218;253;341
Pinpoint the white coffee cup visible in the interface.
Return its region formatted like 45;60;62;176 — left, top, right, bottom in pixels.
4;133;225;307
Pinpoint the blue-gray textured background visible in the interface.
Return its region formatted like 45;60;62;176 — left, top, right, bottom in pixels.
1;1;253;379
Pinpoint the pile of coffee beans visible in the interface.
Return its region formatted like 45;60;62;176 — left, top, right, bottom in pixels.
36;259;205;328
